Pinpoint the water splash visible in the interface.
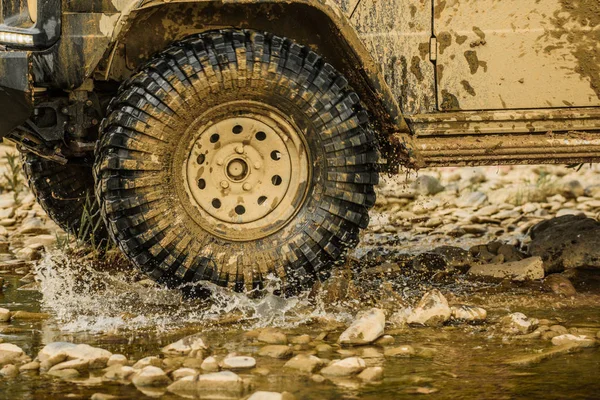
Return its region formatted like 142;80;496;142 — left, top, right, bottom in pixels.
34;251;329;334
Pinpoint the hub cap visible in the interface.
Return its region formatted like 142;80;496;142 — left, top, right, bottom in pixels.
183;106;310;241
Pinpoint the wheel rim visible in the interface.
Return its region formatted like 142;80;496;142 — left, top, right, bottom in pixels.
182;102;311;241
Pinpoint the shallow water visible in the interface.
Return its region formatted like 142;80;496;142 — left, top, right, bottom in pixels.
1;249;599;399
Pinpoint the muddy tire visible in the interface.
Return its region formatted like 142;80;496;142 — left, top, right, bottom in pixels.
94;29;378;294
22;153;107;243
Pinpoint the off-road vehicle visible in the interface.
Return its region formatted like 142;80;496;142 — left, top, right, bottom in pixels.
1;0;598;293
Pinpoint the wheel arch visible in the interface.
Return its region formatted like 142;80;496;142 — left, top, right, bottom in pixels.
101;0;409;137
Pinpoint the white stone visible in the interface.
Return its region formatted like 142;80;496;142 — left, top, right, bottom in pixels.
201;356;220;372
320;357;366;377
338;308;385;345
38;342;112;369
407;290;451;326
357;366;384;382
221;355;256;369
500;312;539;335
551;334;596;348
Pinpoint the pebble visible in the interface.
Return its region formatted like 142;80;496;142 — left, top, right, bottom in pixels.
258;328;288;345
0;307;10;322
450;305;487;322
338;308;385;345
103;365;135;381
132;366;171;387
320;357;366;377
500;313;539;335
0;364;18;378
221;355;256;369
384;345;415;357
284;354;326;373
258;345;293;359
357;366;384;382
407;289;451;326
374;335;395;346
315;344;333;353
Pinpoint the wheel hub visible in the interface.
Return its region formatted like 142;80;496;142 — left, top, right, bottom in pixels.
183;107;310;241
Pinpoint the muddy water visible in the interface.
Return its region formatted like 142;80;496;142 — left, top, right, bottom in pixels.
1;247;599;400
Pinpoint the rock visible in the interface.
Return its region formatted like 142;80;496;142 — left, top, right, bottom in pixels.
162;357;185;371
161;334;207;357
258;345;293;359
257;328;288;345
551;334;596;348
18;218;50;235
201;356;220;372
506;343;587;366
500;313;539;335
49;358;89;373
374;335;395;346
167;371;245;398
103;365;135;382
560;180;584;199
107;354;127;367
412;175;444;196
450;305;487;322
432;246;474;268
497;244;526;262
338;308;385;345
290;335;311;345
315;344;333;353
171;367;198;381
384;345;415;357
321;357;366;377
411;253;448;275
0;307;10;322
0;242;9;253
529;215;600;272
91;394;119;400
468;257;544;281
132;366;171;387
19;361;40;371
311;374;326;383
456;191;487;208
221;355;256;369
132;356;162;369
407;289;451;326
357;366;384;382
0;343;25;366
284;354;326;373
462;224;487;235
542;274;577;296
0;364;18;378
48;368;80;379
10;311;49;320
247;392;296;400
182;357;204;369
38;342;112;369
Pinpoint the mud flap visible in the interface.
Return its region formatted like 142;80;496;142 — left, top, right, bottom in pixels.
0;51;32;138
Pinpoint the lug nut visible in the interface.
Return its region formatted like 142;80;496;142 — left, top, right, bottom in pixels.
235;145;244;154
242;183;252;191
254;161;261;169
220;181;230;189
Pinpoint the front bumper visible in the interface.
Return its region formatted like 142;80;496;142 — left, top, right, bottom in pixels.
0;50;32;138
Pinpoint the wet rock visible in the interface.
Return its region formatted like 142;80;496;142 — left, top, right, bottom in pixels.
258;345;293;359
432;246;474;268
468;257;544;281
48;368;80;379
411;253;448;275
167;371;245;398
407;290;451;326
107;354;127;367
49;358;89;373
497;244;526;262
0;307;10;322
374;335;395;346
529;215;600;272
357;366;384;382
132;366;171;387
201;356;220;372
551;334;596;348
284;354;326;373
542;274;577;296
0;364;18;378
321;357;366;377
221;355;256;369
132;356;162;369
384;345;415;357
412;175;444;196
290;335;311;345
161;333;207;357
257;328;288;345
19;361;40;371
171;367;198;381
338;308;385;345
450;305;487;322
247;392;296;400
0;343;25;366
500;313;539;335
38;342;112;369
103;365;135;382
